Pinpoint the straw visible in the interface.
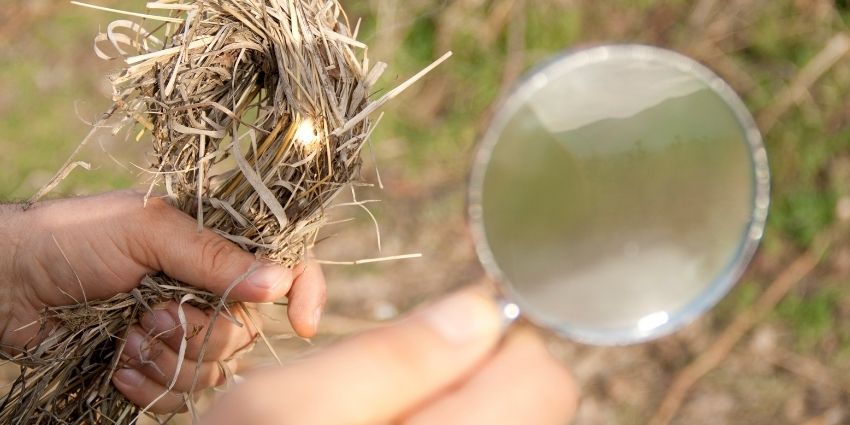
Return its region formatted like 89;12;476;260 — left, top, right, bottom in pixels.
3;1;447;423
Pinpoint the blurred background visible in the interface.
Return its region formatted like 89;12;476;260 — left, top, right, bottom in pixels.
2;0;850;424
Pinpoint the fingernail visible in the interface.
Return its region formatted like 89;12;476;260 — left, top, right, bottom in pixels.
113;367;146;386
312;305;323;332
245;262;291;290
140;309;177;335
421;290;500;344
125;330;146;357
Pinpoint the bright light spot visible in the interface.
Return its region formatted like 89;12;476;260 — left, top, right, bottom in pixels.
502;302;521;321
637;311;669;333
295;118;320;146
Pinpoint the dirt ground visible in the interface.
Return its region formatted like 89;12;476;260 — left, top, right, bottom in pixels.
2;0;850;424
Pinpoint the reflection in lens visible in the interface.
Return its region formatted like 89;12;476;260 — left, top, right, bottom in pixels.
476;49;763;342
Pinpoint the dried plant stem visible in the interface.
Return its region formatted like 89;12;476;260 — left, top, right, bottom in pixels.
649;33;850;425
3;1;446;423
757;33;850;133
649;252;819;425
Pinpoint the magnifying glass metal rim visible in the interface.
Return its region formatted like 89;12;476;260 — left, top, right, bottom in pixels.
468;44;771;346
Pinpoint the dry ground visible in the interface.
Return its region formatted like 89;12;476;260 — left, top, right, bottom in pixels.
2;0;850;424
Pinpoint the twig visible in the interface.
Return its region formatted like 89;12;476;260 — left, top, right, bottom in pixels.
483;0;521;47
332;51;453;136
70;1;185;23
0;3;61;45
27;161;91;207
26;106;116;207
688;0;719;29
757;33;850;133
497;0;526;97
6;0;442;423
649;252;819;425
649;32;850;425
801;407;846;425
770;349;850;395
315;253;423;265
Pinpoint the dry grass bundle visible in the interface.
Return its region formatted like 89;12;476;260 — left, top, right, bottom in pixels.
1;1;449;423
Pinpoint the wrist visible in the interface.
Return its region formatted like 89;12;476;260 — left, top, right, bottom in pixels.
0;202;25;343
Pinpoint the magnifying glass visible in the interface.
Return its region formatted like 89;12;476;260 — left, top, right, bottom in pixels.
468;45;770;345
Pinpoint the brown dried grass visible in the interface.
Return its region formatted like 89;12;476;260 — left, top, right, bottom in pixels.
0;1;448;423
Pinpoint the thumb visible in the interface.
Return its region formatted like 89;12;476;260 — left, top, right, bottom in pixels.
201;286;504;425
136;198;294;303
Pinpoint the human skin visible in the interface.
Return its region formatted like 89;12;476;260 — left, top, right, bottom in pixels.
0;190;327;411
201;287;579;425
0;190;579;423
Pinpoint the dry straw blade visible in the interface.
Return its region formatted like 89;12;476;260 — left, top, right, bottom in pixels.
5;1;448;423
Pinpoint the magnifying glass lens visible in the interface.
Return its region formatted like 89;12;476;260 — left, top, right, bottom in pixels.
471;46;768;344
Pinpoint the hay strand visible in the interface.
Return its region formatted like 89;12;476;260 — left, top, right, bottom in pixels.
3;1;446;423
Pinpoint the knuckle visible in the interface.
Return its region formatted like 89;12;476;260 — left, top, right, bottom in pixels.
151;394;187;414
142;195;170;211
171;364;207;393
206;321;243;360
200;236;239;279
186;308;257;361
197;363;224;389
139;196;173;220
184;326;213;359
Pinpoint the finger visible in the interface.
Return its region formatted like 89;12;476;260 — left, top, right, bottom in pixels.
131;196;294;303
123;325;238;392
112;367;187;414
403;328;579;425
200;287;503;425
286;260;327;338
140;302;259;361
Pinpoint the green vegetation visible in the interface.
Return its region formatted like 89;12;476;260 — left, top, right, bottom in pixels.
2;0;850;422
3;0;849;337
778;286;847;350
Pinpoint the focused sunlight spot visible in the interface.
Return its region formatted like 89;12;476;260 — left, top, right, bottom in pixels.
295;118;320;147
